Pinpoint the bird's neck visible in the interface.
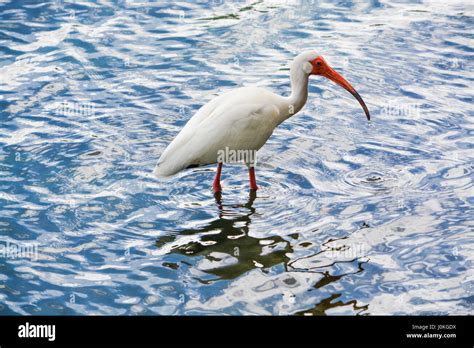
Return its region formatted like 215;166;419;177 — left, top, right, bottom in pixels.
281;69;309;122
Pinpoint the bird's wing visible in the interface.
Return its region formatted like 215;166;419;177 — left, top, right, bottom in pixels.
154;88;281;176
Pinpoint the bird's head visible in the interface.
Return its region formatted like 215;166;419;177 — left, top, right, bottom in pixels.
295;51;371;121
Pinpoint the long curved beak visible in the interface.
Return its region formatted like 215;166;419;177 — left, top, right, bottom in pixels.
321;66;371;121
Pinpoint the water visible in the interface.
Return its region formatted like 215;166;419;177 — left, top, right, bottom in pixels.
0;0;472;315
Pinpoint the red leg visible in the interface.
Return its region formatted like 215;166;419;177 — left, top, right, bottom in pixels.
213;162;223;193
249;166;258;191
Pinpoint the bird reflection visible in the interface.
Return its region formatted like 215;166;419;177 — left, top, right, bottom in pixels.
287;235;370;315
303;258;369;315
156;197;370;315
156;191;293;280
295;293;369;316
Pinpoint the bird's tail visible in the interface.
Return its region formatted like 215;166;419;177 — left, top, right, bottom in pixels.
152;161;180;178
153;154;198;178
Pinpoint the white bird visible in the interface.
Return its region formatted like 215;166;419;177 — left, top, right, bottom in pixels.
154;50;370;193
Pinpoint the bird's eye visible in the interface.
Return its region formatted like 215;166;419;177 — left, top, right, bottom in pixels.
316;61;322;66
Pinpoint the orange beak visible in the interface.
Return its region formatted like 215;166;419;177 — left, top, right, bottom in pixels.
311;56;370;121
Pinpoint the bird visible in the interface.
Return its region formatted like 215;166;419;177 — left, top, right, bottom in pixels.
153;50;370;194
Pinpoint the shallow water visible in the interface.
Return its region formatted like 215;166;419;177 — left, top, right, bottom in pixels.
0;0;473;315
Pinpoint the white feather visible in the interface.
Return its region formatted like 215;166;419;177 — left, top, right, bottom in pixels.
154;51;319;177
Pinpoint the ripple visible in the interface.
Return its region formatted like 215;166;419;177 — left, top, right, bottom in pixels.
341;167;404;195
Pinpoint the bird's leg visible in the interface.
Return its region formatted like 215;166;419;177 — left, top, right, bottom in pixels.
249;166;258;191
213;162;223;193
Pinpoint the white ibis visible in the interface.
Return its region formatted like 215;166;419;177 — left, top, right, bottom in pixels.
153;51;370;193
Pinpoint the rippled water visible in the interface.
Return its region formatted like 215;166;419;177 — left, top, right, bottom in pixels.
0;0;473;315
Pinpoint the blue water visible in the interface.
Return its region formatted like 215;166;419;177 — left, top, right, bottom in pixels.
0;0;472;315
